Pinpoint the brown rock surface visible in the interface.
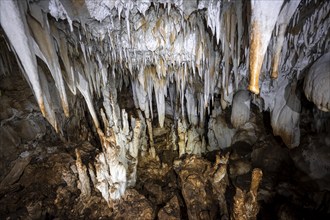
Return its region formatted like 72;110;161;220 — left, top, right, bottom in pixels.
158;195;181;220
113;189;154;220
175;155;219;219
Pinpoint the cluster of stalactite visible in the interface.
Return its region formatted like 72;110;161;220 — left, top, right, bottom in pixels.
0;0;329;203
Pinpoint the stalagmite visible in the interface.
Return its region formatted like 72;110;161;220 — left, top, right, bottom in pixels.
208;112;236;151
231;90;251;128
186;126;203;155
271;81;301;148
248;0;284;94
178;119;188;157
75;149;91;199
211;153;230;219
231;168;263;220
94;153;111;203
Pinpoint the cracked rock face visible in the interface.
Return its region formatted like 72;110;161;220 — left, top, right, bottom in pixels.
0;0;330;219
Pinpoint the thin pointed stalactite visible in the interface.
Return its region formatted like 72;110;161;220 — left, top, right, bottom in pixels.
271;0;301;79
248;0;283;94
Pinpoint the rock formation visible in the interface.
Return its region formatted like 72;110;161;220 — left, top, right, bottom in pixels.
0;0;329;219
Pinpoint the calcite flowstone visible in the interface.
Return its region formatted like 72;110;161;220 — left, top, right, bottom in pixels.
271;81;301;148
208;113;236;151
304;52;330;112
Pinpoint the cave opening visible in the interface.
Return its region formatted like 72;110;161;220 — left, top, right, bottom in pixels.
1;0;330;219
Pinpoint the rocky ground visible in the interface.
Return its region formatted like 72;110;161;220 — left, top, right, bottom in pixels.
0;66;330;219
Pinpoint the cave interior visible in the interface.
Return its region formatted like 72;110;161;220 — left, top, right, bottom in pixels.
0;0;330;219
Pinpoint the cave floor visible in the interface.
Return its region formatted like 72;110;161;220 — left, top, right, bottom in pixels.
0;128;329;219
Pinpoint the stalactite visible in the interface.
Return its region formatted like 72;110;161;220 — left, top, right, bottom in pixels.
271;0;301;79
37;66;59;131
1;0;330;204
27;13;69;117
52;24;77;95
248;0;284;94
0;0;45;117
